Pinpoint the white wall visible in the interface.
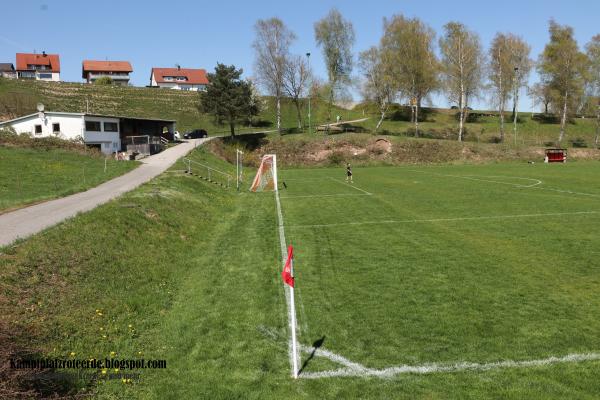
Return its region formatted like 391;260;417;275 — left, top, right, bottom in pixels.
83;116;121;154
9;113;84;140
2;113;121;155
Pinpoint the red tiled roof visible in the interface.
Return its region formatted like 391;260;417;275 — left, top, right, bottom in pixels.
151;67;208;85
82;60;133;73
16;53;60;72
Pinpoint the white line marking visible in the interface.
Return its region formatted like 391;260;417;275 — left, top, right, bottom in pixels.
300;351;600;379
411;169;600;198
280;193;371;199
410;170;543;188
530;186;600;198
287;210;600;229
328;177;372;195
274;188;299;377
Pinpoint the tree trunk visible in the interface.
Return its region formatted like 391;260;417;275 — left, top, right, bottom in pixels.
544;101;549;115
558;92;568;143
375;111;386;132
229;122;236;137
499;108;505;142
594;106;600;147
276;95;282;135
414;104;419;137
294;99;303;130
458;90;465;142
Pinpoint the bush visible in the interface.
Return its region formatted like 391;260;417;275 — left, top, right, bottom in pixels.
0;128;96;155
328;151;345;165
570;138;587;148
489;136;503;144
94;76;113;85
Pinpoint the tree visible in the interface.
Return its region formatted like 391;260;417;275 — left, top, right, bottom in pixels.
282;55;311;130
439;22;484;142
586;34;600;146
314;8;355;123
538;20;590;143
528;82;553;114
358;46;396;131
380;15;438;136
488;33;532;142
253;18;296;134
199;64;258;137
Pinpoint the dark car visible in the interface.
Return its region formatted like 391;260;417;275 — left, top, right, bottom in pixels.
184;129;208;139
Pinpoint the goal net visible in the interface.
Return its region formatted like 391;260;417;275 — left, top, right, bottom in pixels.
250;154;278;192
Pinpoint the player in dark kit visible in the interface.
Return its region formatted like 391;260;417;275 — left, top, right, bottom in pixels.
345;163;353;183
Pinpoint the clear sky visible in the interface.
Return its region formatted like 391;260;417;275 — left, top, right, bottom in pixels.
1;0;599;111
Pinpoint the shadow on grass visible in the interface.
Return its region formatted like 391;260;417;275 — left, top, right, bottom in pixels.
221;132;268;151
299;336;326;374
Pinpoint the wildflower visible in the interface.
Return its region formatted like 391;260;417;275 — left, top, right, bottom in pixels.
110;351;116;358
101;369;107;375
70;352;76;357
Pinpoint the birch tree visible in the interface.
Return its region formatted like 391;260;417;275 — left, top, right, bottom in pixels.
283;55;311;130
380;15;439;136
253;18;296;134
439;22;484;142
358;46;395;132
489;33;532;142
314;8;355;122
586;34;600;146
538;21;589;143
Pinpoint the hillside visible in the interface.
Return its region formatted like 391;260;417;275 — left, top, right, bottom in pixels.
353;103;600;148
0;78;359;134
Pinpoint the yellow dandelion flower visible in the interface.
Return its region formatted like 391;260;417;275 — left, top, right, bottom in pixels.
102;335;107;339
110;351;116;357
101;369;107;375
122;378;127;383
128;324;133;328
114;368;119;373
70;352;76;357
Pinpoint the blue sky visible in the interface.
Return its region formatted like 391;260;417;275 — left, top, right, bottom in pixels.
1;0;599;110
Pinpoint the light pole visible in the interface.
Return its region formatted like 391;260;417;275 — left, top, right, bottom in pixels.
306;52;312;134
513;66;520;146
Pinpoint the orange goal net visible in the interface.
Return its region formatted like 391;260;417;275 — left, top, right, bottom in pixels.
250;154;278;192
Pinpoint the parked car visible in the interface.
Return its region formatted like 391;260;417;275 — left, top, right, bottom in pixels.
184;129;208;139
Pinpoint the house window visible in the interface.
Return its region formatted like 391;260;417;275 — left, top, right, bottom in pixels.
176;76;186;81
52;123;60;133
85;121;101;131
164;76;173;81
104;122;118;132
34;124;42;135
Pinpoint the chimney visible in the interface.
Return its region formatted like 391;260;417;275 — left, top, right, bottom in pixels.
176;64;181;70
42;51;47;57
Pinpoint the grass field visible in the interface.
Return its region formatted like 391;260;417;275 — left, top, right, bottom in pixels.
2;147;600;399
0;147;138;212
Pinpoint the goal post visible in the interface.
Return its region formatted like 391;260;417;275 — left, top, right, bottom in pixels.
250;154;278;192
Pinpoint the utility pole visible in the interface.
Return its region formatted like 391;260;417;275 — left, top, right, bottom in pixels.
513;66;520;146
306;52;312;134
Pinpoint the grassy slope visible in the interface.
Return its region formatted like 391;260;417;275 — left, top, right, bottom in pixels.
0;147;137;211
2;147;600;398
0;78;359;134
355;105;600;148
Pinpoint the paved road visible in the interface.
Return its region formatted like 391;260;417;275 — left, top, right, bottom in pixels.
0;139;209;248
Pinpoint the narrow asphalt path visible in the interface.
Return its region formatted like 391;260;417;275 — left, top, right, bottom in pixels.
0;138;209;247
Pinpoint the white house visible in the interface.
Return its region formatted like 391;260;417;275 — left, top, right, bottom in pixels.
149;66;208;91
0;110;176;155
16;52;60;81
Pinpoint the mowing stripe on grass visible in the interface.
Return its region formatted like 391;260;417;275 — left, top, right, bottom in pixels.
287;210;600;229
300;351;600;379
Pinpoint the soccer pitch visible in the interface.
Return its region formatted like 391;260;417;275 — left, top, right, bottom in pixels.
276;162;600;380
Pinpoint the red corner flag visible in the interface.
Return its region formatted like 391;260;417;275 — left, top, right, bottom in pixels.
282;245;294;287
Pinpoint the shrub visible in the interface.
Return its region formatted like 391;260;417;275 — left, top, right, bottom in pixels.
570;138;587;148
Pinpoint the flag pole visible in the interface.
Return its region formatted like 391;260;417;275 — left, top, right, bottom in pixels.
290;254;299;379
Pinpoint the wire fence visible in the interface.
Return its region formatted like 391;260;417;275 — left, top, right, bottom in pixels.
182;158;233;188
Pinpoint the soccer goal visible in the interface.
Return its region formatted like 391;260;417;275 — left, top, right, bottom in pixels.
250;154;278;192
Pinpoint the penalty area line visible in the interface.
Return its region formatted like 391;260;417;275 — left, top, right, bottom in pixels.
328;177;372;195
280;193;371;199
287;210;600;229
299;351;600;379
